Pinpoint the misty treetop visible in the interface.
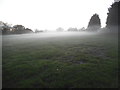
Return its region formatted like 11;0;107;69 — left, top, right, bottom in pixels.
106;1;120;30
87;14;101;32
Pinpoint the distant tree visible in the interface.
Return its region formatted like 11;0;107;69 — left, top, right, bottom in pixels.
24;28;33;33
35;29;39;33
1;22;33;34
0;21;11;34
87;14;101;32
106;1;120;31
56;27;64;32
78;27;86;32
44;29;48;32
2;26;11;34
35;29;44;33
68;27;78;32
13;25;25;34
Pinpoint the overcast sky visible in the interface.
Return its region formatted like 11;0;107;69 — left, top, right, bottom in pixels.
0;0;114;31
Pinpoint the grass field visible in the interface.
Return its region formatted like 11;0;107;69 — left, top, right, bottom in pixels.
2;32;118;88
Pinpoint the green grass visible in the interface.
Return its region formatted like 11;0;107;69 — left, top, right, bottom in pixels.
2;32;118;88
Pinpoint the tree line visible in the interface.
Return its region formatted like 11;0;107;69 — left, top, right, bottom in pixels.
0;1;119;35
58;0;119;33
0;23;33;35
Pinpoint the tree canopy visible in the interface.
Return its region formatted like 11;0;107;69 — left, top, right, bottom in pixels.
106;1;120;30
0;22;33;35
87;14;101;32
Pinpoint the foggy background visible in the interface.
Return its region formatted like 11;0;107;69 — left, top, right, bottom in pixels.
0;0;115;31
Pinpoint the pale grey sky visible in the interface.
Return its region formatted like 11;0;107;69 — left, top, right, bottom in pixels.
0;0;114;31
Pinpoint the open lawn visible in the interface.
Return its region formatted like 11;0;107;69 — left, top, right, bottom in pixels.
2;32;118;88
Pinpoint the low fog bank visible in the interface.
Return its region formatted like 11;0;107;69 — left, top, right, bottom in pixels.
2;31;99;40
2;31;100;45
2;27;118;45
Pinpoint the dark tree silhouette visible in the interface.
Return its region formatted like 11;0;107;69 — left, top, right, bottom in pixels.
12;25;33;34
87;14;101;32
106;1;120;31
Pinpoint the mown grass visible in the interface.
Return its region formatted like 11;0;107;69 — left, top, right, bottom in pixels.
2;32;118;88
